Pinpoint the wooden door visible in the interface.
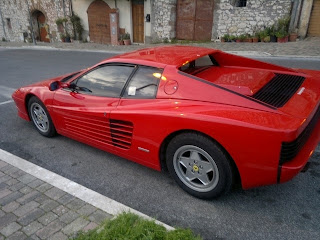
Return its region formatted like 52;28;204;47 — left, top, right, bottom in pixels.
308;0;320;36
176;0;214;41
87;0;111;44
194;0;214;41
38;12;50;42
132;0;144;43
176;0;196;40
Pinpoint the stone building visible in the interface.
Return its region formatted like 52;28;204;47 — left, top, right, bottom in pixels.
71;0;152;44
68;0;297;43
152;0;319;41
0;0;71;42
0;0;318;44
213;0;293;38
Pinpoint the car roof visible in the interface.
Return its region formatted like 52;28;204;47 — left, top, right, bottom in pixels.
106;46;220;67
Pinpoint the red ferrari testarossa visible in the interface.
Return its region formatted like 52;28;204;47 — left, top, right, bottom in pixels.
12;46;320;199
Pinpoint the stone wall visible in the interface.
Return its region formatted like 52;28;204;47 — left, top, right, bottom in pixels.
149;0;292;42
0;0;71;42
213;0;292;39
0;0;29;42
0;0;295;43
150;0;177;42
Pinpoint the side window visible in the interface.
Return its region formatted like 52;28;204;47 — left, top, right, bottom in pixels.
123;67;162;99
179;55;217;75
74;65;134;97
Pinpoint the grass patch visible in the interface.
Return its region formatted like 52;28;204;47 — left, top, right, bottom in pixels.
72;212;202;240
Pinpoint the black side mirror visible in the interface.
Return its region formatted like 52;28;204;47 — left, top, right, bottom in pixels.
49;81;59;91
49;81;71;91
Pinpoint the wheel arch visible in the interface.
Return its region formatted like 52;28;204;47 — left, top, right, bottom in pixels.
25;93;37;118
159;129;242;188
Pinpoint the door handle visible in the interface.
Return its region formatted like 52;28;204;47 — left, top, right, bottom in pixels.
70;92;85;100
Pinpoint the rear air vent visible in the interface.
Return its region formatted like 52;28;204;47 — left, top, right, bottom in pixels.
110;119;133;149
252;74;305;108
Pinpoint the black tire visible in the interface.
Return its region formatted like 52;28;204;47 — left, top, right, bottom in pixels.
166;132;233;199
28;96;56;137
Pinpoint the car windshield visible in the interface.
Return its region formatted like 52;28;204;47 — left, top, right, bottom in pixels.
61;71;81;82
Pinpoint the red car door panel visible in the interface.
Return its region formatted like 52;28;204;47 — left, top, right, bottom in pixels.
51;89;120;150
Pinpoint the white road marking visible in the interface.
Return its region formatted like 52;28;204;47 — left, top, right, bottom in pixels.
0;148;174;231
0;100;13;105
0;86;16;99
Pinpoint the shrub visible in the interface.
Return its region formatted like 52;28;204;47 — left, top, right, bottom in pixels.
70;13;84;41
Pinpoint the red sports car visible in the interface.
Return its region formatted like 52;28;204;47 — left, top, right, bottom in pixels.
12;46;320;199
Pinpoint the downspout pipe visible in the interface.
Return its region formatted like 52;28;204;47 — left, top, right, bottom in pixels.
70;0;73;14
69;0;76;39
0;3;8;40
289;0;299;32
62;0;66;17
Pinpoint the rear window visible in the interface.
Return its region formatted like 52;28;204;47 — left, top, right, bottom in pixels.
179;55;217;75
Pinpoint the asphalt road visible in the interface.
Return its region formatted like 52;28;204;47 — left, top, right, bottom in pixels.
0;49;319;240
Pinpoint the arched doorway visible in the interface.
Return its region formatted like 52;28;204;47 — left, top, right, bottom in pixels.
87;0;112;44
32;10;50;42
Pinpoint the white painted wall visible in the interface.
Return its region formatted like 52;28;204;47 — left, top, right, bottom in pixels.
116;0;132;36
145;0;151;40
72;0;134;41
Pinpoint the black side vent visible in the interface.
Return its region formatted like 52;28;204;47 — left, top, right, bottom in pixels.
280;105;320;164
252;74;305;108
110;119;133;150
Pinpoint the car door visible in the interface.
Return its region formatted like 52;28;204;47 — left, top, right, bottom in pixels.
51;64;135;152
110;65;165;169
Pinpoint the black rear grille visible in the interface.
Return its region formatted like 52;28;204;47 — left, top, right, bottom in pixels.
280;104;320;164
252;74;305;108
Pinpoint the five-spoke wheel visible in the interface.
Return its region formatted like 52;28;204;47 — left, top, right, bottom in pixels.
166;133;233;199
173;145;220;193
30;102;49;133
28;96;56;137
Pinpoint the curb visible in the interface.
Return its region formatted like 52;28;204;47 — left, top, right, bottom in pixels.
0;148;174;231
0;46;126;54
1;46;320;59
251;55;320;59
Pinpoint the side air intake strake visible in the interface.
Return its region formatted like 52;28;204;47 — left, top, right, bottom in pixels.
64;115;133;150
280;105;320;164
110;119;133;149
252;74;305;108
